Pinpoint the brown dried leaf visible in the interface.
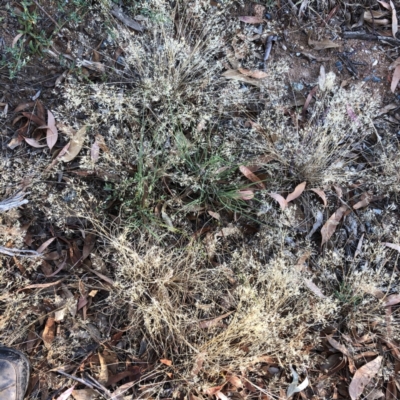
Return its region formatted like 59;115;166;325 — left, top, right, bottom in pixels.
61;126;87;162
390;1;398;37
327;335;351;358
46;110;58;150
238;16;264;24
227;374;243;388
222;69;261;87
238;68;268;79
286;181;306;203
304;279;326;299
37;237;55;253
239;165;266;189
17;278;66;292
160;359;172;366
391;65;400;92
42;317;56;349
349;356;382;400
308;37;341;50
384;242;400;252
205;386;223;396
384;294;400;307
82;233;96;261
22;112;46;127
378;1;391;10
24;137;46;148
14;102;35;113
36;100;46;122
199;311;233;329
234;189;254;201
215;392;229;400
321;205;349;245
111;5;143;32
98;353;109;386
72;389;98;400
191;352;206;376
90;140;100;162
208;211;220;220
353;192;372;210
310;188;327;207
269;193;288;210
56;386;76;400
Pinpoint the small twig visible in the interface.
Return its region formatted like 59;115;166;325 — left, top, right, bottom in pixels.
264;35;278;70
0;247;40;257
0;192;28;212
342;31;400;46
56;370;94;388
31;0;61;31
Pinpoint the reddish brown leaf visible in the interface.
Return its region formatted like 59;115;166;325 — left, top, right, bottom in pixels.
286;181;306;203
199;311;233;329
321;205;349;245
46;110;58;150
208;211;220;220
82;233;96;260
205;386;223;396
384;294;400;307
12;33;24;48
302;86;318;115
390;1;398;37
91;140;100;162
227;374;243;388
238;68;268;79
36;100;46;122
384;242;400;252
42;317;56;349
160;359;172;366
391;65;400;92
37;237;55;253
238;16;264;24
304;279;326;299
326;336;355;373
62;126;87;162
239;165;266;189
353;192;372;210
14;102;35;113
22;112;46;127
235;189;254;201
310;188;327;207
24;137;47;148
349;356;382;400
17;278;66;292
269;193;288;210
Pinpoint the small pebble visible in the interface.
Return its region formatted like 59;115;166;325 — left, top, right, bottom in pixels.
265;13;272;20
335;61;343;72
372;76;381;83
292;82;304;91
296;52;301;57
372;59;378;66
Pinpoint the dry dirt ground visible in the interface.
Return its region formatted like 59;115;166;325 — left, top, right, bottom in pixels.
1;1;400;399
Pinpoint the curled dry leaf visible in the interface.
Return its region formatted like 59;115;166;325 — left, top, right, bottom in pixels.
205;386;223;396
24;137;47;148
310;188;327;207
227;374;243;389
91;140;100;162
304;279;326;299
384;242;400;252
46;110;58;150
14;102;35;113
349;356;382;400
286;181;306;203
239;165;266;189
37;237;55;253
384;294;400;307
42;317;56;349
390;1;398;38
61;125;87;162
238;68;268;79
321;205;350;246
391;65;400;92
234;189;254;201
308;37;341;50
353;192;372;210
238;16;264;24
222;69;261;87
199;311;233;329
56;386;76;400
208;210;220;220
269;193;287;210
160;359;172;366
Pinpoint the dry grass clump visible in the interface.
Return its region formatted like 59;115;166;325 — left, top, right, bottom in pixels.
105;231;338;389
